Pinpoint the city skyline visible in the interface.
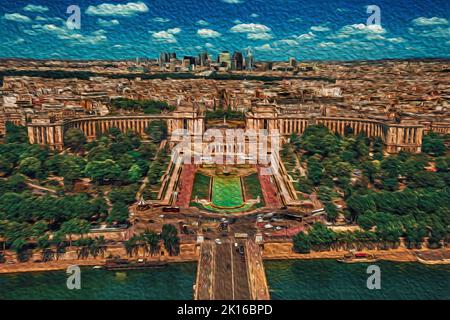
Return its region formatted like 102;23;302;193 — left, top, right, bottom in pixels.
0;0;449;61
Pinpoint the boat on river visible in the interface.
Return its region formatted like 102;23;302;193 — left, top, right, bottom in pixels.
103;258;168;271
337;252;379;263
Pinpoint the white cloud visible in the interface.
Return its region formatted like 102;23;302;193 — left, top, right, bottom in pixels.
230;23;271;33
23;29;38;36
233;19;242;24
152;17;170;23
288;17;302;23
250;13;259;18
273;39;299;47
86;1;149;17
23;5;49;13
197;28;221;38
386;37;405;43
35;16;64;23
247;32;272;40
364;34;405;43
318;42;336;48
254;43;274;51
329;23;386;39
310;26;330;32
409;26;450;38
365;34;386;41
221;0;245;3
296;32;315;40
167;28;181;34
4;13;31;23
31;24;107;44
205;42;215;48
97;18;120;27
152;32;177;43
412;17;448;26
344;24;385;34
151;28;181;43
230;23;273;41
196;19;209;26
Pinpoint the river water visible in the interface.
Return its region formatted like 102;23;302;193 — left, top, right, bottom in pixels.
265;260;450;300
0;260;448;300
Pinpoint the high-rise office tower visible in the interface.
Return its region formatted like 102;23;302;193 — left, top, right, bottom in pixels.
183;56;196;70
159;52;168;68
232;51;244;70
199;52;209;66
289;57;297;67
245;48;254;70
219;51;232;69
183;56;196;66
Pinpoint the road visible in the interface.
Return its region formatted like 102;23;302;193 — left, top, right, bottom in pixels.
195;239;251;300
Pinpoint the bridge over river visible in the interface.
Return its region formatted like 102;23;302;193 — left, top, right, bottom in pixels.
194;238;270;300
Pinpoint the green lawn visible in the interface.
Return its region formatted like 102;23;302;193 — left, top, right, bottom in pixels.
191;173;211;200
211;176;244;208
243;173;263;200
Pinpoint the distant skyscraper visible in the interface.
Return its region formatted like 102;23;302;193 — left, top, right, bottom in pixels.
199;52;209;66
232;51;244;70
183;56;196;66
245;48;254;71
289;57;297;67
183;56;196;70
159;52;169;68
159;52;178;69
219;51;231;69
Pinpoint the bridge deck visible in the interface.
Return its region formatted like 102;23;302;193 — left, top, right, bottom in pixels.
194;239;269;300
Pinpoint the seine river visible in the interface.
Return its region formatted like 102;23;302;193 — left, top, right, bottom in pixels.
0;260;448;300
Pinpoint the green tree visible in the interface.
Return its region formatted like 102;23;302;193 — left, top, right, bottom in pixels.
307;157;323;186
18;157;42;178
11;238;29;262
325;202;339;222
362;160;379;183
5;123;28;144
422;132;447;156
404;221;426;249
145;120;168;144
293;232;311;253
428;222;446;248
37;235;54;262
108;202;129;225
64;128;87;152
371;137;384;160
298;125;341;157
357;211;378;230
346;194;376;221
161;224;180;256
60;218;90;245
307;223;337;250
0;154;14;175
128;164;143;183
60;156;85;186
85;159;121;184
142;230;161;256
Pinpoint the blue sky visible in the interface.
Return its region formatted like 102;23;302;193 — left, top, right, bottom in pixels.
0;0;449;60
